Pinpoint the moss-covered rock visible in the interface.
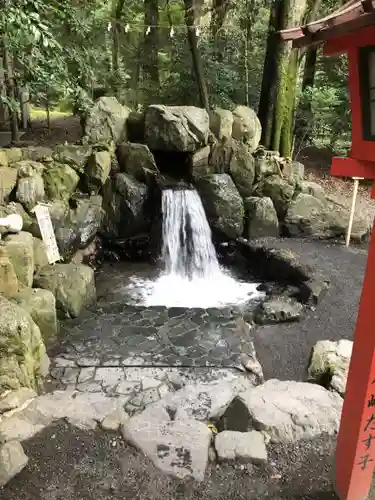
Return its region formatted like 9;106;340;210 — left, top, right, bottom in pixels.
253;175;294;219
0;167;17;203
196;173;244;239
53;144;92;173
0;150;9;167
21;146;53;162
0;247;19;298
33;263;96;319
33;237;49;275
12;288;58;346
85;150;112;192
282;161;304;185
116;143;158;182
144;105;209;152
228;143;255;198
209;139;255;197
84;96;131;145
43;164;80;202
15;161;45;212
101;174;149;239
0;203;33;232
308;339;352;396
244;197;279;238
54;195;103;257
232;106;262;152
284;193;370;241
1;148;22;164
209;108;234;141
2;232;34;287
0;296;48;392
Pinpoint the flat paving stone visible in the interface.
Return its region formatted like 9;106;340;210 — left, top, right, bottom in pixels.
58;305;257;369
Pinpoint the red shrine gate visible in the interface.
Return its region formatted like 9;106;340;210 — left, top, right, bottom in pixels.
282;1;375;498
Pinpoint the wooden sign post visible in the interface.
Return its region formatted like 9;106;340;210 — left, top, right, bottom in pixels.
32;203;61;264
335;218;375;498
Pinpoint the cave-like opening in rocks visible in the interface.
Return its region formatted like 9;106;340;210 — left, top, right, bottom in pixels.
152;150;193;182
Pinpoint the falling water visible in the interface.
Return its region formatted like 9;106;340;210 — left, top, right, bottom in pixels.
128;188;262;308
161;189;222;279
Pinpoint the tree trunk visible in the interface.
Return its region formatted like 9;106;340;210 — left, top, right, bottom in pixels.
243;0;256;106
184;0;210;111
143;0;160;100
293;0;322;147
0;54;7;129
210;0;232;38
111;0;125;97
2;37;19;142
280;49;298;156
258;0;285;148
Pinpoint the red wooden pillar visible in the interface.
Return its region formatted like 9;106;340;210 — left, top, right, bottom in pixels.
335;219;375;499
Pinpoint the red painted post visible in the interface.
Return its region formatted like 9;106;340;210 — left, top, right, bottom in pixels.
335;219;375;499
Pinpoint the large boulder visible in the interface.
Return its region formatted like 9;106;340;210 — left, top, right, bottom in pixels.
0;295;48;391
33;263;96;319
215;430;267;464
0;202;33;233
0;148;22;165
282;161;304;184
209;107;234;141
116;143;159;182
0;149;9;167
144;105;209;152
229;144;255;198
0;247;19;298
2;231;34;287
0;441;28;487
308;339;352;396
12;288;58;346
0;166;17;203
85;150;112;192
210;139;255;197
101;173;149;239
43;163;80;202
284;193;371;241
244;197;279;238
28;197;102;259
298;180;324;199
219;379;342;443
15;161;45;211
196;174;244;239
21;146;53;163
253;175;294;219
33;237;49;274
253;149;281;181
122;404;212;481
59;195;103;256
84;96;131;145
53;144;93;174
232;106;262;152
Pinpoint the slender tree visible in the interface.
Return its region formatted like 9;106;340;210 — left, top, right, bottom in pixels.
184;0;210;111
143;0;160;101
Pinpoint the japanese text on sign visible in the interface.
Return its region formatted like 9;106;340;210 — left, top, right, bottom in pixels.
33;203;61;264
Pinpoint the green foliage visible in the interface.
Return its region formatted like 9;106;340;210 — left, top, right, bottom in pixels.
0;0;351;154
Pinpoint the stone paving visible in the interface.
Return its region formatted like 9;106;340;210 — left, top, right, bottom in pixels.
50;303;261;415
56;304;258;369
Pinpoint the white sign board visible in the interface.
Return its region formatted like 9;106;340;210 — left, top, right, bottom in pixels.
33;204;61;264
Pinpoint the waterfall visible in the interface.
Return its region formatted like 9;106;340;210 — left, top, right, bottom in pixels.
128;188;262;308
161;189;221;280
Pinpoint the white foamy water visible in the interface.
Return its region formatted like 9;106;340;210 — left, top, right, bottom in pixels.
127;189;263;308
